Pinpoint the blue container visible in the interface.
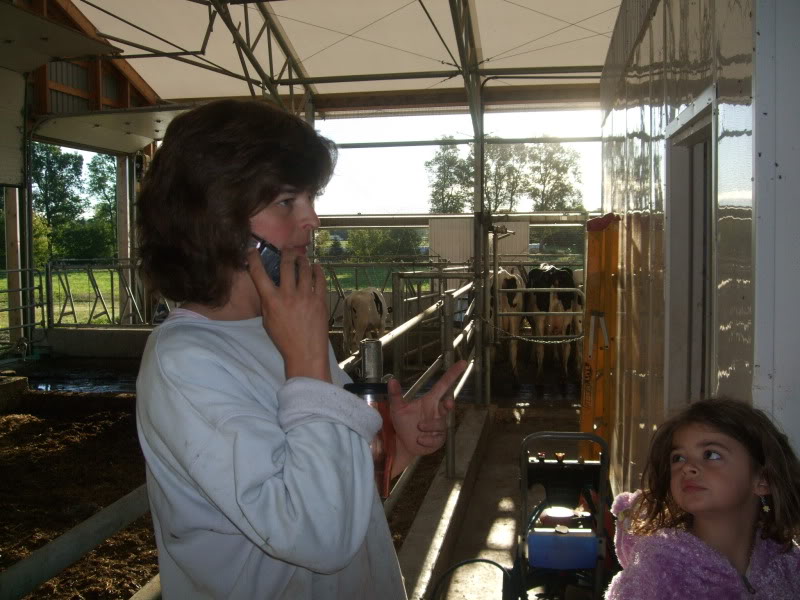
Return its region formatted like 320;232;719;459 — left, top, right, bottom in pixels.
528;528;599;569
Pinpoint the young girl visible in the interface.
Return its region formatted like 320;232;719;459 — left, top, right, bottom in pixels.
605;398;800;599
135;99;465;599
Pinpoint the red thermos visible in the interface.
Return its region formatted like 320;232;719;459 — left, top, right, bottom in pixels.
344;381;396;498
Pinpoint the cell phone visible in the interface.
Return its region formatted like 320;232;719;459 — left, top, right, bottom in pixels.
248;234;283;286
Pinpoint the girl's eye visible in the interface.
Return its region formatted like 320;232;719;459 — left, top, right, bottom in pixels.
670;454;685;464
704;450;722;460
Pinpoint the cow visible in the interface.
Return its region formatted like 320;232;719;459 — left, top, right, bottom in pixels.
525;264;581;380
342;288;388;356
489;267;525;387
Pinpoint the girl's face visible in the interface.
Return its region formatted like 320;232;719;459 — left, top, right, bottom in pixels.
669;422;765;519
249;186;320;253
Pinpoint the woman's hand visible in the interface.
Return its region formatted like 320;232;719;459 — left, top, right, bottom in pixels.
247;248;332;383
388;360;468;476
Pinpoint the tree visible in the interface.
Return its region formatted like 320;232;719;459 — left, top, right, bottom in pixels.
382;228;421;257
346;228;421;258
526;143;584;211
30;143;87;257
54;218;115;260
469;140;529;212
328;238;345;257
86;154;117;251
31;214;51;269
425;137;585;214
424;137;472;214
315;229;331;254
347;229;390;257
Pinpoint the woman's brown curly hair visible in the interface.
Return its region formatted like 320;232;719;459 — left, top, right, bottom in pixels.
136;99;336;307
630;398;800;549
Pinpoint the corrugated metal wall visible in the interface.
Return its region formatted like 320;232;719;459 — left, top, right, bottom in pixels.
429;216;473;263
600;0;754;494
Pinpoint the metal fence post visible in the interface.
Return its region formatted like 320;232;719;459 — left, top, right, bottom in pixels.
443;291;455;477
45;262;53;329
391;271;403;382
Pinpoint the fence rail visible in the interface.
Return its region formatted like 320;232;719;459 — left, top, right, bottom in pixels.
0;268;46;356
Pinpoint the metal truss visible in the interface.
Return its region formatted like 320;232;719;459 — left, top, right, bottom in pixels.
447;0;484;139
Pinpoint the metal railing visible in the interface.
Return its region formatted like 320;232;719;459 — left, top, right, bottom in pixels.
0;268;46;357
339;271;477;482
47;259;148;327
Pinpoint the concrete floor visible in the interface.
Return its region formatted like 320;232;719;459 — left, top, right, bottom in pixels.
441;376;588;600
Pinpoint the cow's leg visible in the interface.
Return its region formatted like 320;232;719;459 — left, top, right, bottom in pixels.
533;315;545;379
572;308;584;373
509;321;520;388
560;328;571;381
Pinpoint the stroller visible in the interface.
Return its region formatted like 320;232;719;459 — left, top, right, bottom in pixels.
510;432;615;600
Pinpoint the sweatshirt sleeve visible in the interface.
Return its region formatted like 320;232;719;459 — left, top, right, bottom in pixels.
611;490;642;569
604;548;684;600
138;337;382;574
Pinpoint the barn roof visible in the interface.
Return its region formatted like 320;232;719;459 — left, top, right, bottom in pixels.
21;0;620;152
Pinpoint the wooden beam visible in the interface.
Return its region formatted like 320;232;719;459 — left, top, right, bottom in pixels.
49;80;90;99
33;65;50;114
48;0;160;105
88;57;101;110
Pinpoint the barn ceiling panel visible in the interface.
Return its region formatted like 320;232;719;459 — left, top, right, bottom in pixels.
72;0;615;103
34;105;189;154
26;0;619;151
0;1;118;73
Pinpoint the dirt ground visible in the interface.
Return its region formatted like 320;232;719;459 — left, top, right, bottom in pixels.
0;389;446;599
0;399;157;599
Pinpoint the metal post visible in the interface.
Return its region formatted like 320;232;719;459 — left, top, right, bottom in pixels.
361;338;383;383
492;229;500;345
45;262;53;328
392;271;403;381
443;292;456;477
5;187;23;343
116;156;131;324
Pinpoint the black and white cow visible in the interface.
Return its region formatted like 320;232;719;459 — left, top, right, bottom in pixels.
489;267;525;387
524;264;581;379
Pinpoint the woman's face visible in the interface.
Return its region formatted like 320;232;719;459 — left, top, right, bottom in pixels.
249;186;320;253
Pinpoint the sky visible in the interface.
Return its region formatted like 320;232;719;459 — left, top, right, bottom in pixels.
314;109;602;215
75;108;602;215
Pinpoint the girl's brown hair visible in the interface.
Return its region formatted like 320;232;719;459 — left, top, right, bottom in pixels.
136;99;336;307
631;398;800;549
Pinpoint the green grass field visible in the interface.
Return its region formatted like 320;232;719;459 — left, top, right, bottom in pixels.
0;268;135;331
323;264;435;292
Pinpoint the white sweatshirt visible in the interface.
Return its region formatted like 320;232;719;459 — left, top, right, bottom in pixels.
136;314;406;599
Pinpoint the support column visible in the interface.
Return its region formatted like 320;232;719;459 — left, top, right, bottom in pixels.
116;155;131;324
753;0;800;451
4;187;22;343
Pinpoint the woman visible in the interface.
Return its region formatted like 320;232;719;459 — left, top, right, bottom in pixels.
135;99;465;599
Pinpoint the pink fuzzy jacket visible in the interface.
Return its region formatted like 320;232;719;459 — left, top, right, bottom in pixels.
605;491;800;600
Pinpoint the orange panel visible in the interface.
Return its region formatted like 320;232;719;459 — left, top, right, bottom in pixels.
580;214;620;460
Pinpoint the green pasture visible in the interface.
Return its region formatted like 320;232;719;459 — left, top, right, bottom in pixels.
0;269;128;328
322;264;439;293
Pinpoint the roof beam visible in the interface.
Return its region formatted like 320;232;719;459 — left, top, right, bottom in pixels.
274;65;602;87
448;0;483;138
166;83;599;114
253;2;318;115
207;0;284;107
